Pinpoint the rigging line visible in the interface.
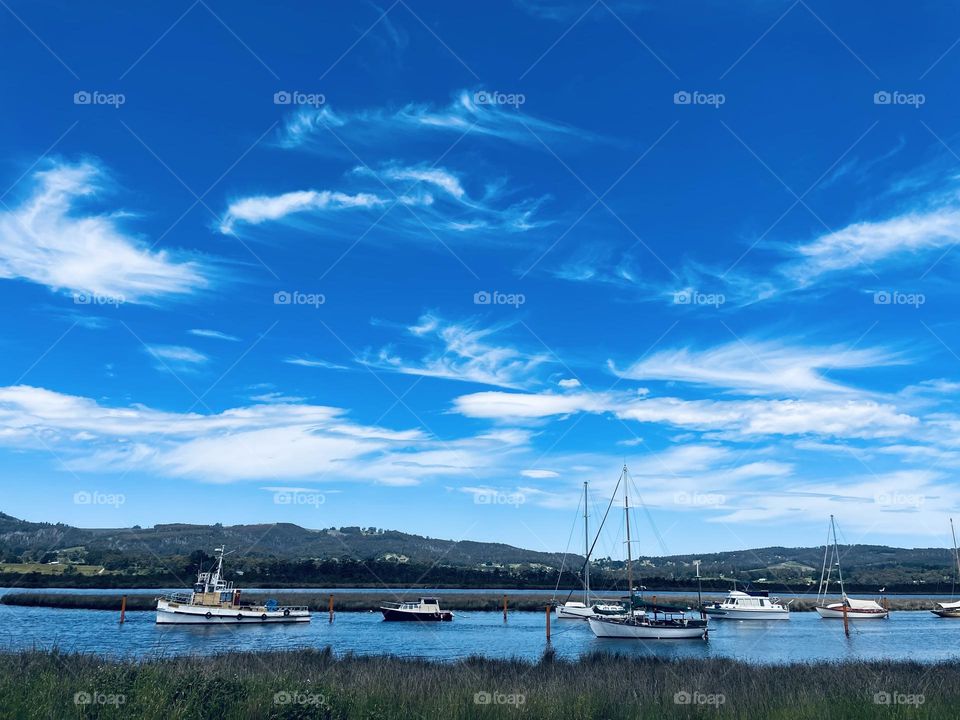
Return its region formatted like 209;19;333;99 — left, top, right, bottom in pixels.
565;469;625;603
552;490;584;599
626;467;669;556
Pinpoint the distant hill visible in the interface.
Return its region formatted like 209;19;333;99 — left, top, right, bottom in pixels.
1;513;957;589
0;513;575;568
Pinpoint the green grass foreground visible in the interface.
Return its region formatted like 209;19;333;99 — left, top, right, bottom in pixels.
1;649;956;719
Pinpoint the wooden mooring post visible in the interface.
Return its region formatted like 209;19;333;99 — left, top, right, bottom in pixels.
842;603;850;637
119;595;127;624
329;594;335;623
502;594;508;622
545;605;551;642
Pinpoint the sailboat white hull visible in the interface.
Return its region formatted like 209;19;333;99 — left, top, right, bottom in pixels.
814;603;888;619
556;603;594;619
588;616;708;639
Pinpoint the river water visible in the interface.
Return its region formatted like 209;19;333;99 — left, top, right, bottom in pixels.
2;589;960;663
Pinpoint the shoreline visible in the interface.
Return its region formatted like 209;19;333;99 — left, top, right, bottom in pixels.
3;648;956;719
0;590;934;613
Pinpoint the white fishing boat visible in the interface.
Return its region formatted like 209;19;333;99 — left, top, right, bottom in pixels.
704;589;790;620
156;546;310;625
814;516;888;620
587;464;708;640
380;597;453;621
932;518;960;618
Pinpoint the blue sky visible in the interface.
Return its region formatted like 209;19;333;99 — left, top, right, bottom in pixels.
2;0;960;556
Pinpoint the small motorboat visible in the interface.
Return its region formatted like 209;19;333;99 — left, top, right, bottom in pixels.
380;597;453;621
704;590;790;620
156;546;310;625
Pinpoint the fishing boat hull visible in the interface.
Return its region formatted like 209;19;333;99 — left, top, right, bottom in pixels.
814;604;888;619
931;608;960;618
588;616;708;640
704;607;789;620
380;607;453;621
156;599;310;624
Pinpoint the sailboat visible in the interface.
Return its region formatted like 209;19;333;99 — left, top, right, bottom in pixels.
587;465;708;640
814;515;888;620
932;518;960;618
556;481;626;619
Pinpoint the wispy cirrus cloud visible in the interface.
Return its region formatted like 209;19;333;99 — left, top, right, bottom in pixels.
361;313;550;389
144;344;209;372
611;339;902;396
278;90;599;150
0;161;208;302
189;328;239;342
220;163;549;236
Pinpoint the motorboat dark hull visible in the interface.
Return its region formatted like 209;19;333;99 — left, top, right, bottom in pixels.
380;607;453;621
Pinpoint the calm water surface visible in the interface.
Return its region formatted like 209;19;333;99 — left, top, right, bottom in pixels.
2;602;959;664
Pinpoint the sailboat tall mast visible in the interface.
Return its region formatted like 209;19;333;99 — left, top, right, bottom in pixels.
832;516;846;598
951;518;960;583
583;481;590;605
623;465;633;606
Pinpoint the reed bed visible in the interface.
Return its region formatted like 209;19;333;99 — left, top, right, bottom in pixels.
0;591;937;613
0;648;956;719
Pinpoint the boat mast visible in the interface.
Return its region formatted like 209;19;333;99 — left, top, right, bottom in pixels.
952;519;960;581
832;516;846;599
623;464;634;609
817;516;832;604
583;481;590;605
